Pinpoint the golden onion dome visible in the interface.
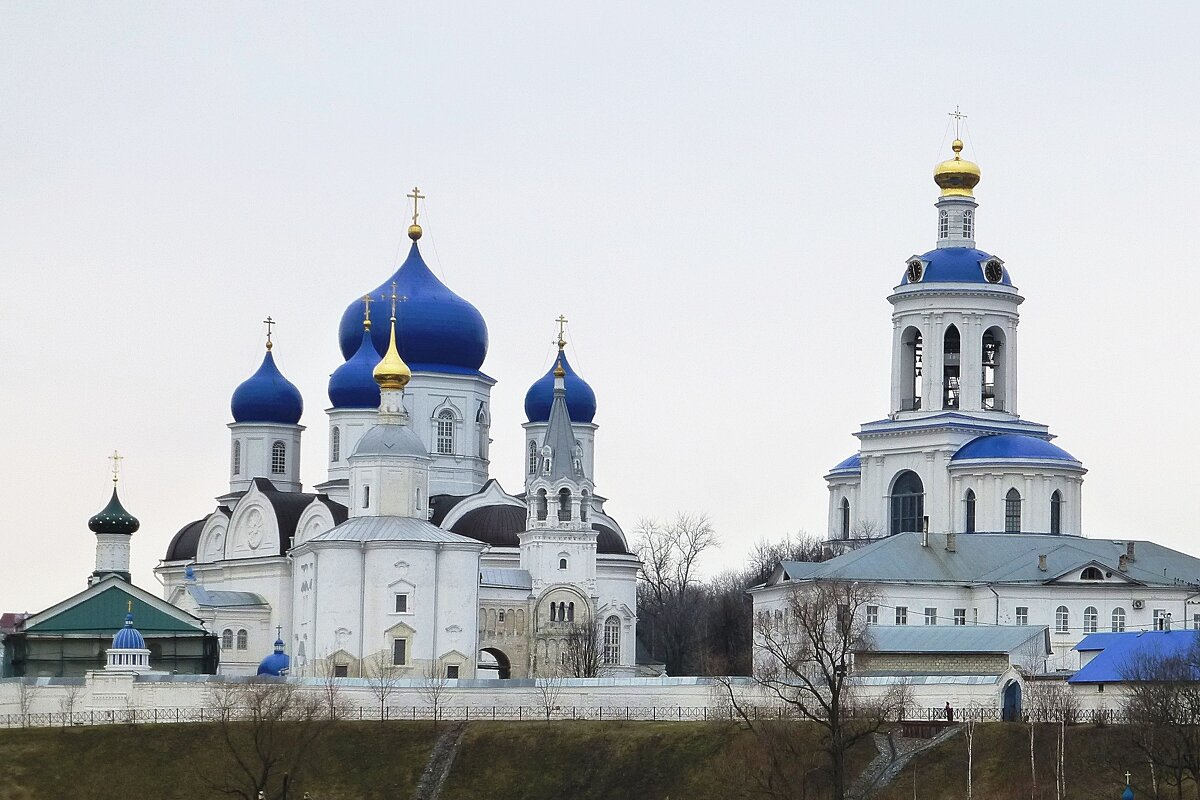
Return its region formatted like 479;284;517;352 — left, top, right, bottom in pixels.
372;318;411;390
933;139;981;197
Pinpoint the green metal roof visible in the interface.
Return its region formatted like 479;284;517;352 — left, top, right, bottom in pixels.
23;584;204;636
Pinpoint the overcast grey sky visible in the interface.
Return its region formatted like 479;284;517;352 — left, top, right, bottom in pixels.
3;2;1198;613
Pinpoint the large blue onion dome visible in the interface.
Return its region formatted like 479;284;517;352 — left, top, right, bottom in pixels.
257;638;290;676
231;348;304;424
112;612;146;650
337;242;488;374
524;351;596;423
89;487;140;535
328;327;382;409
952;434;1079;464
900;248;1013;287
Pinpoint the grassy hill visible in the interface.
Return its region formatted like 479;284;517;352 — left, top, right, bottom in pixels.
0;720;1174;800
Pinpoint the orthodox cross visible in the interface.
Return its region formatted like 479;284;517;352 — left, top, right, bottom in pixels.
383;282;408;321
949;106;967;139
127;600;133;613
276;625;283;639
1125;771;1132;786
362;294;374;328
407;186;425;226
109;450;123;485
555;314;568;350
263;315;276;350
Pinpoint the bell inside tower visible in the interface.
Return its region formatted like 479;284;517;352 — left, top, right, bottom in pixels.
981;328;1005;410
900;328;923;411
943;325;961;409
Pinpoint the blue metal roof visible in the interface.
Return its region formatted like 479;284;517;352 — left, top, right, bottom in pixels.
952;434;1078;463
524;351;597;423
112;613;146;650
327;328;381;409
828;453;862;473
257;639;290;676
900;247;1013;286
1069;630;1200;683
337;242;488;374
231;350;303;425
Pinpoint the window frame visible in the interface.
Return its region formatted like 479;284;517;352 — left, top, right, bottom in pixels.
236;629;248;650
271;441;286;475
866;605;878;626
392;637;408;666
1015;606;1029;626
1055;605;1069;634
232;441;241;476
895;606;908;625
953;608;966;626
1004;488;1022;533
1083;606;1098;633
394;593;409;614
924;607;938;626
1111;607;1126;632
435;409;456;456
603;615;621;665
331;426;341;463
221;629;233;649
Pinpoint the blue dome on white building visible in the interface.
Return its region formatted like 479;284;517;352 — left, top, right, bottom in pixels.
328;328;382;409
952;434;1078;463
524;352;597;423
900;248;1013;287
231;350;303;424
337;242;488;374
112;613;146;650
256;638;290;676
827;453;862;474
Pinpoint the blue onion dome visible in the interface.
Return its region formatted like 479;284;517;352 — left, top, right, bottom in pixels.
112;612;146;650
257;638;290;676
231;348;303;424
952;434;1079;463
901;248;1013;287
524;351;597;423
328;327;382;408
337;242;488;373
89;487;140;535
1123;784;1135;800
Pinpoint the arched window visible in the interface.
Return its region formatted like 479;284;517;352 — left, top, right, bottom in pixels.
435;410;455;455
900;327;923;412
962;209;974;239
550;602;557;622
603;615;621;665
232;441;241;476
1080;566;1103;581
1005;488;1022;533
558;602;566;622
1112;607;1126;632
580;491;590;522
1055;606;1069;634
964;489;976;534
362;484;370;509
476;402;489;459
938;209;949;239
1083;606;1098;633
271;441;286;474
840;497;850;540
236;629;248;650
558;488;572;522
890;471;924;535
221;629;233;649
1050;490;1063;535
943;325;961;409
567;602;575;622
982;327;1006;411
528;441;538;474
536;489;547;521
331;427;341;463
559;557;568;570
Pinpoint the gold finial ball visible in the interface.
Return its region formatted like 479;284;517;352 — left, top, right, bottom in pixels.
951;138;964;155
408;223;423;241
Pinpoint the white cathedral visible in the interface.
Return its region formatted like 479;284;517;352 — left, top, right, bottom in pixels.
154;210;640;679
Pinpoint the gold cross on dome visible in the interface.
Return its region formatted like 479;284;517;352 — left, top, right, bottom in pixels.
361;294;373;325
109;450;123;484
263;316;276;350
1125;772;1132;786
127;600;133;614
386;282;409;320
948;106;967;139
555;314;568;350
407;186;425;226
276;625;283;639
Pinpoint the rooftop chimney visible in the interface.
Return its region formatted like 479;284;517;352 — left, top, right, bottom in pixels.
1038;554;1047;572
946;532;957;553
1119;553;1129;572
1126;542;1136;562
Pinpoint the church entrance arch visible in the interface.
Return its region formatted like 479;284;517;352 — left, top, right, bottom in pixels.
478;647;511;679
1001;679;1022;722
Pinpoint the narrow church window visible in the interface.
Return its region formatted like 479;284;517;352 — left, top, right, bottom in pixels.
1055;606;1069;633
395;593;408;613
363;485;370;509
331;427;341;462
392;639;408;666
1083;606;1098;633
528;441;538;474
981;328;1005;410
603;615;621;665
938;209;949;239
550;603;557;622
271;441;286;474
1050;490;1063;535
559;558;567;570
568;602;575;622
498;610;505;624
236;629;248;650
558;488;571;522
964;489;976;533
436;409;455;455
1005;488;1022;532
232;441;241;476
1111;607;1126;632
942;325;961;409
580;491;590;522
962;209;974;239
840;497;850;539
536;489;548;521
558;602;566;622
900;328;923;411
222;629;233;649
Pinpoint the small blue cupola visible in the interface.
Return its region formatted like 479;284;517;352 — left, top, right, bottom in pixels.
231;338;304;425
525;350;596;423
112;611;146;650
257;638;290;676
328;325;382;409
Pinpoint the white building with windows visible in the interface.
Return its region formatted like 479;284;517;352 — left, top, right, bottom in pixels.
752;138;1200;675
155;213;640;679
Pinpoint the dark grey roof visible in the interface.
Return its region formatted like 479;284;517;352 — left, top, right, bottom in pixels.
480;568;533;590
254;479;321;555
308;516;483;545
165;516;208;562
864;625;1050;656
595;522;630;555
429;492;470;526
771;533;1200;588
449;504;526;547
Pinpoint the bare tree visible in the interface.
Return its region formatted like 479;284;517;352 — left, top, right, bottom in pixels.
365;650;402;723
16;679;38;726
722;580;908;800
1123;642;1200;798
204;678;335;800
534;668;566;721
636;512;718;675
416;661;450;728
58;681;84;722
313;656;350;721
561;617;604;678
744;532;826;587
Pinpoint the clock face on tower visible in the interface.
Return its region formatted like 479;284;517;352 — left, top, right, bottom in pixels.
984;259;1003;283
906;260;923;283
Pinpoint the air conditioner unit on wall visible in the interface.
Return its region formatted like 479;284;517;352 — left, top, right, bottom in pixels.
1132;599;1145;610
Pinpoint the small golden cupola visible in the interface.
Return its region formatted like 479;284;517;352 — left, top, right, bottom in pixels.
933;139;981;197
373;283;411;391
